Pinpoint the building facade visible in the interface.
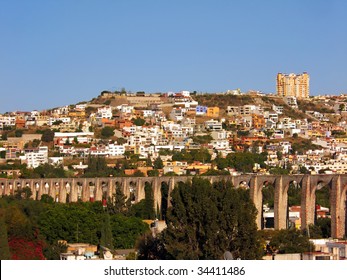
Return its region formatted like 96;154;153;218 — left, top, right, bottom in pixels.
277;72;309;99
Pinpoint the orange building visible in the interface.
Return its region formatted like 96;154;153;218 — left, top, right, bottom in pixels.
15;118;26;129
101;118;116;127
116;119;133;129
251;114;265;129
206;107;220;118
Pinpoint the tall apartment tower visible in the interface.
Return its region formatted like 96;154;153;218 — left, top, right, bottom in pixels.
276;72;310;99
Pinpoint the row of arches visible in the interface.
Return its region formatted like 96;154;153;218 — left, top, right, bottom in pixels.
1;174;346;238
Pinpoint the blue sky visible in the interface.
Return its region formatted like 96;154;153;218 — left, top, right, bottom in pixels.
1;0;346;112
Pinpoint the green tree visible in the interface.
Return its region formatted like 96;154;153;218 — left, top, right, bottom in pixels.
107;186;128;215
262;183;275;208
269;167;290;175
136;232;168;260
110;214;149;249
41;129;54;142
153;157;164;169
192;135;213;144
268;229;314;254
133;170;145;177
214;154;228;170
117;137;127;145
40;194;54;204
15;129;23;137
0;151;6;159
43;240;68;260
83;156;111;177
132;118;145;126
339;103;346;114
34;164;66;178
316;218;331;238
14;187;33;200
287;182;301;207
147;169;159;177
0;215;11;259
101;126;115;138
100;213;114;250
145;178;262;259
227;152;267;173
130;183;155;219
144;183;155;219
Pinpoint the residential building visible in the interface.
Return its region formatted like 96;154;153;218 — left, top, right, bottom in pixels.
196;105;207;116
24;146;48;168
206;107;220;118
277;72;310;99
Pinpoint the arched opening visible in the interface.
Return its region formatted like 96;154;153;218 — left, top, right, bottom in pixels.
44;182;50;195
129;181;136;204
0;182;4;196
286;180;301;229
35;182;40;200
239;181;250;189
77;181;83;201
65;182;71;203
109;181;128;213
9;182;13;195
88;181;96;193
312;181;331;238
101;181;108;200
55;182;60;202
262;181;275;229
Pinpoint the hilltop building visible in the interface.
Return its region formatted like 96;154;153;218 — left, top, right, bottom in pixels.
277;72;309;99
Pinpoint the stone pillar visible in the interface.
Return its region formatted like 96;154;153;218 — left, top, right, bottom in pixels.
300;175;314;231
48;180;56;201
330;175;345;239
37;180;44;201
250;176;262;230
70;179;78;202
108;178;114;200
8;180;14;196
12;179;19;195
95;178;102;201
4;181;10;196
153;179;162;217
136;179;146;203
274;176;287;230
167;178;175;208
0;182;4;197
59;179;67;203
82;179;89;202
122;179;130;201
27;180;35;200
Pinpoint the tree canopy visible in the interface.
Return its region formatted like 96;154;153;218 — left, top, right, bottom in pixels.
138;177;262;260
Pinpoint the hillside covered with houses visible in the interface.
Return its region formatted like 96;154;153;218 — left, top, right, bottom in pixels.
2;90;347;178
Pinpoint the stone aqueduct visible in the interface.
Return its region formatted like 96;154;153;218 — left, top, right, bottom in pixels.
1;174;347;238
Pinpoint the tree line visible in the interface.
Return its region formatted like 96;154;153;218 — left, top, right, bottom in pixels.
0;177;316;260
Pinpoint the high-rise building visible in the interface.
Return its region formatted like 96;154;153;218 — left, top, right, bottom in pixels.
277;72;309;99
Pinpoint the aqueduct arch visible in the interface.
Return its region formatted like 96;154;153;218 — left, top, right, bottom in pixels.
1;174;347;238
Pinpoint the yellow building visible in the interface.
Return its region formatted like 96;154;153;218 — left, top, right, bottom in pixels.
251;114;265;129
277;72;309;99
206;107;220;118
68;111;86;118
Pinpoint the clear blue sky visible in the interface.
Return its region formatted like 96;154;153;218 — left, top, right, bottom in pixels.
1;0;346;113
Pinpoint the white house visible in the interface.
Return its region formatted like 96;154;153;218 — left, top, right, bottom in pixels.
24;146;48;168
